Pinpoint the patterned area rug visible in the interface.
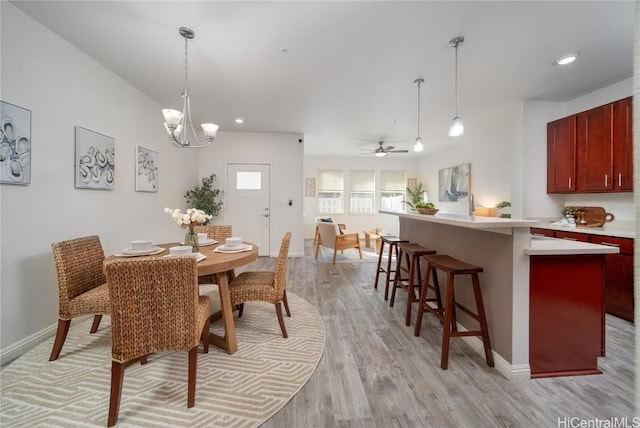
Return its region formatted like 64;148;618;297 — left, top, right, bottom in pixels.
0;292;325;427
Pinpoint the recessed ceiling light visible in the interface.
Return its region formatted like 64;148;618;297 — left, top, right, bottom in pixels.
553;53;579;66
235;118;244;124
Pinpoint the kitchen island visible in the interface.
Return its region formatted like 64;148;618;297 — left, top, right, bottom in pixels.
381;210;618;380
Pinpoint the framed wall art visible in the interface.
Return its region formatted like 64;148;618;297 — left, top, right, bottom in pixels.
438;163;470;202
75;126;115;190
0;101;31;184
305;177;316;197
135;145;158;192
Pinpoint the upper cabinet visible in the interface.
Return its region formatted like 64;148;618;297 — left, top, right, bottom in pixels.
547;97;633;194
547;115;576;193
613;97;633;191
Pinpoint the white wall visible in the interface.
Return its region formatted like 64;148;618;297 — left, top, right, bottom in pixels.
303;156;419;238
416;103;517;216
197;131;305;257
0;4;199;358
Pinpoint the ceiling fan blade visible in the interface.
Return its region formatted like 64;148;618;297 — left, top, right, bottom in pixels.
385;145;395;151
388;149;409;153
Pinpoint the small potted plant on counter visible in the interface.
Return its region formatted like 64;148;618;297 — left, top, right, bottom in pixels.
415;201;439;215
562;206;577;224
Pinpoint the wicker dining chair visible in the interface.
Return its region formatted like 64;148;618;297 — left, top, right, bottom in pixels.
104;256;211;427
229;232;292;338
193;224;232;241
194;224;233;285
49;235;110;361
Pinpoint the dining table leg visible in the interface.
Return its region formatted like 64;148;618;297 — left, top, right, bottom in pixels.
210;270;238;354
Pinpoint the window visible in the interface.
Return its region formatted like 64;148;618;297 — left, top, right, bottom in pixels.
317;170;344;213
380;170;406;211
349;170;375;213
236;171;261;190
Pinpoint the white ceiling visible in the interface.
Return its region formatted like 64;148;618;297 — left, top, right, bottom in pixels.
11;1;634;157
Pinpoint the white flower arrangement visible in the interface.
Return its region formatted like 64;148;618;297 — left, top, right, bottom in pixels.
164;207;212;228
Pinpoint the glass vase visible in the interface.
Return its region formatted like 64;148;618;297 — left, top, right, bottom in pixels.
184;226;199;253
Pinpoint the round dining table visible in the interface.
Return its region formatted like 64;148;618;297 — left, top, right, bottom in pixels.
105;241;258;355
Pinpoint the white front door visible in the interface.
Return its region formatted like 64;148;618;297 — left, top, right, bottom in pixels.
226;163;270;256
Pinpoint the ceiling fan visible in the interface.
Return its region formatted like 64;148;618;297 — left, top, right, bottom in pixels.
360;141;409;157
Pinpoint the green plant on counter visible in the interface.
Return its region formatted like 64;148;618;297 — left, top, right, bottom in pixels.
496;200;511;218
415;201;435;209
562;206;577;217
403;182;426;210
184;174;223;224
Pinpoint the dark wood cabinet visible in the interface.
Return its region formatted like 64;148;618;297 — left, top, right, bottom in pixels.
530;227;554;238
547;96;632;193
613;97;633;191
529;227;634;322
530;254;605;377
547;116;576;193
589;235;634;322
576;104;613;191
554;230;590;242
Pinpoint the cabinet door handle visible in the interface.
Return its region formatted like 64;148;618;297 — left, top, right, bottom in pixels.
599;242;620;247
605;174;609;187
619;173;622;187
568;177;572;189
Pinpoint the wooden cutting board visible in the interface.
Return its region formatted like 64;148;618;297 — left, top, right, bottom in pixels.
567;206;615;227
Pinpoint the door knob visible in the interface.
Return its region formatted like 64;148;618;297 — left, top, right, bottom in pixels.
262;214;269;217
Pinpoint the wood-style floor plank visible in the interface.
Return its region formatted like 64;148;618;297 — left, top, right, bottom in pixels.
242;240;635;427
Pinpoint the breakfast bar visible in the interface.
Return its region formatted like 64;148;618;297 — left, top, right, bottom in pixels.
380;210;618;380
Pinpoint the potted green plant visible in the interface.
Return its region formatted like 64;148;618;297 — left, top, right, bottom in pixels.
184;174;223;224
496;201;511;218
403;182;426;211
415;201;438;215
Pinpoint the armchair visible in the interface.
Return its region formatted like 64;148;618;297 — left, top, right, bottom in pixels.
315;222;362;264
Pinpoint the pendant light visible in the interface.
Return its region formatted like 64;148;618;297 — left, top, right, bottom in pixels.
413;78;424;152
448;36;464;137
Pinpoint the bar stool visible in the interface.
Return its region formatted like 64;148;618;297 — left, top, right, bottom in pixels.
390;243;436;326
374;236;409;300
414;254;494;370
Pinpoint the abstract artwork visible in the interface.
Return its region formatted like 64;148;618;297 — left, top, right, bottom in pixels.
75;126;115;190
0;101;31;184
135;146;158;192
438;163;470;202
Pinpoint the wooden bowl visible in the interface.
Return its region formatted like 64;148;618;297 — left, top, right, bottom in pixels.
416;208;439;215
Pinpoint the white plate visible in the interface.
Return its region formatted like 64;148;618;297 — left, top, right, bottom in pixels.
163;252;206;262
214;243;253;253
115;246;165;257
181;238;218;247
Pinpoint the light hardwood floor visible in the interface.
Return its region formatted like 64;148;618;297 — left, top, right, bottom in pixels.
246;239;635;427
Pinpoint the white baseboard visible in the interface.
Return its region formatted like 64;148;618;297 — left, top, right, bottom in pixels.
1;322;58;367
456;323;531;380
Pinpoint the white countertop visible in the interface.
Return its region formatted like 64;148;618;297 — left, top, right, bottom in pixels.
524;235;620;255
530;220;635;239
380;210;538;229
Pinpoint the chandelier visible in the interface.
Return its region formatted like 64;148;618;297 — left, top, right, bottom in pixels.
162;27;218;148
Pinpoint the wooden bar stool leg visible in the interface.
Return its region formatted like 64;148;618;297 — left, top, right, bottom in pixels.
374;240;385;289
414;261;432;336
389;248;404;307
384;243;395;301
472;273;495;367
441;272;456;370
405;254;417;326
